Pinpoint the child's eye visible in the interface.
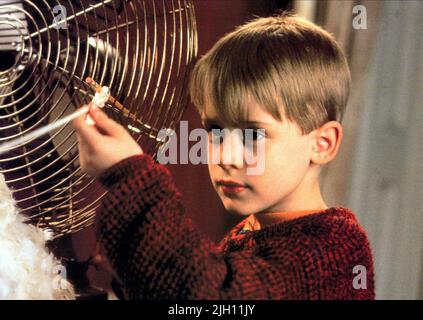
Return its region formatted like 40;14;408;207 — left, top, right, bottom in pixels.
205;125;266;145
207;125;225;144
204;123;221;132
243;128;266;144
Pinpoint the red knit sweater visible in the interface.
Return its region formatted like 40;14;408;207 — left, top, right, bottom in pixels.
96;154;375;300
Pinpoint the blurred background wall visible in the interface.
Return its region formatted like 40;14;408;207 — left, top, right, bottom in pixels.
340;1;423;300
71;0;423;300
294;0;423;300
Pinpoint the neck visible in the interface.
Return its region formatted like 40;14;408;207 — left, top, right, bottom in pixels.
252;168;328;229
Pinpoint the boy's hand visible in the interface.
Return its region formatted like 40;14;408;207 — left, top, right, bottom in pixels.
72;104;143;177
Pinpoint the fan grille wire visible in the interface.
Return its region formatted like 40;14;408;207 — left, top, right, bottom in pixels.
0;0;198;237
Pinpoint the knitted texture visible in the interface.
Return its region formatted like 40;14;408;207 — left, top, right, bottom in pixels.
96;154;375;300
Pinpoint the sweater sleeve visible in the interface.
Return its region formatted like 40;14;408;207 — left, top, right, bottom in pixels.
95;154;229;299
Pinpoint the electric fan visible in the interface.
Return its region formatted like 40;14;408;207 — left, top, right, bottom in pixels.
0;0;198;237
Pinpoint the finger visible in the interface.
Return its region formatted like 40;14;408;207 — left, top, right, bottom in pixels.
89;105;127;137
72;106;102;146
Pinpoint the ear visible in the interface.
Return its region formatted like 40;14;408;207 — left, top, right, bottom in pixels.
310;121;343;165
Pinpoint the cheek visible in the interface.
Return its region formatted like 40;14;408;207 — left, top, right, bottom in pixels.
207;162;216;178
207;140;221;164
207;162;220;189
207;142;218;172
261;140;310;182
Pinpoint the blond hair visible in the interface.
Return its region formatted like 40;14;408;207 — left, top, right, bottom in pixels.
190;13;351;134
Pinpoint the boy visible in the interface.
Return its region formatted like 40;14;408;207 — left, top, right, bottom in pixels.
73;13;375;299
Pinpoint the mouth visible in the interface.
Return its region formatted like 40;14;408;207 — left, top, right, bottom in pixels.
216;179;247;196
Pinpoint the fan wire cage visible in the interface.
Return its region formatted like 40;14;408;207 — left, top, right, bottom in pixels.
0;0;198;237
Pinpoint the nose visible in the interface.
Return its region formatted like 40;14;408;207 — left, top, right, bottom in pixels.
215;129;244;170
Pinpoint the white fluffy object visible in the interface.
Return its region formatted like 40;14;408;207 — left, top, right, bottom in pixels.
0;173;75;300
92;86;110;107
85;86;109;125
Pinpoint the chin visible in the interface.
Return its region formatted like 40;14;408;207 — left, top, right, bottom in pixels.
220;200;254;217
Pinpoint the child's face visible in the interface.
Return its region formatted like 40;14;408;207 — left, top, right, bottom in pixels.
202;102;316;216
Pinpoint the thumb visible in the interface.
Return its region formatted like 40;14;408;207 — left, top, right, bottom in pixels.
72;106;102;145
89;105;127;137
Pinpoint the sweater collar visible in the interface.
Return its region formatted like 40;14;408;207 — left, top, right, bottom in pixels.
217;206;357;253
